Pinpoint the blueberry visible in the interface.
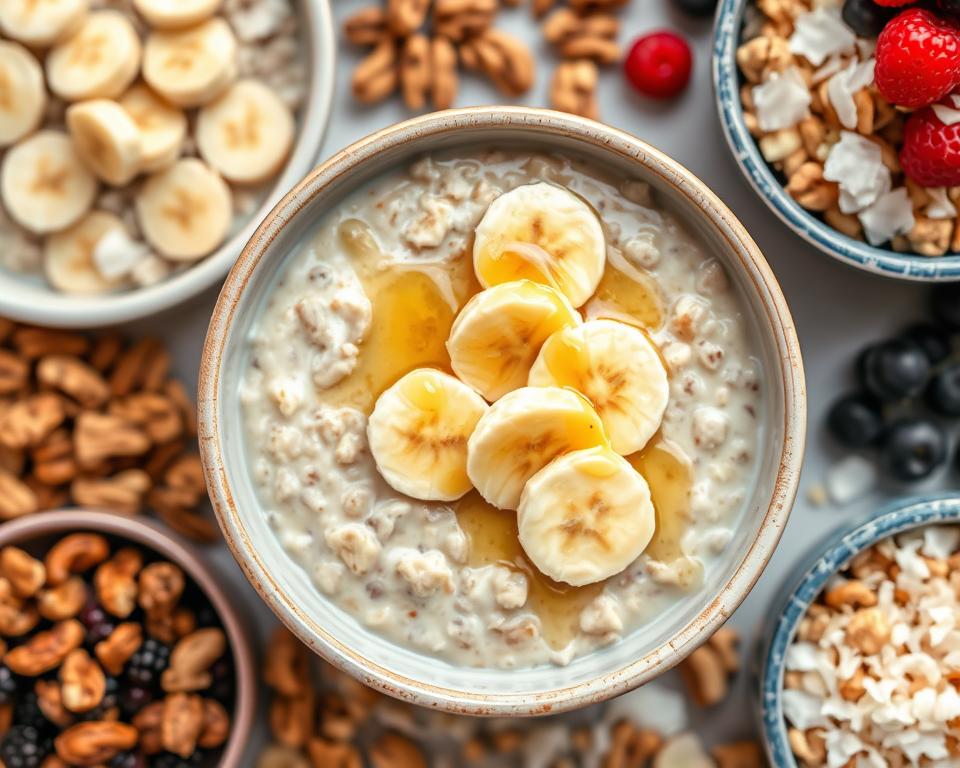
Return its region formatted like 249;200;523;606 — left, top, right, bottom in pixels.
842;0;896;37
927;363;960;416
932;284;960;329
902;323;952;364
882;418;948;482
827;393;884;448
861;339;931;401
673;0;717;17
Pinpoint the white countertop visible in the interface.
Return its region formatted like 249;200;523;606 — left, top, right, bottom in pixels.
130;0;940;761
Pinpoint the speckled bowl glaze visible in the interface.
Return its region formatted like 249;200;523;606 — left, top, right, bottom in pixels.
713;0;960;282
0;510;256;767
0;0;335;328
758;494;960;765
199;107;806;716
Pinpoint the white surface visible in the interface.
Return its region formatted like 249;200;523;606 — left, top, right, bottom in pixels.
123;1;940;761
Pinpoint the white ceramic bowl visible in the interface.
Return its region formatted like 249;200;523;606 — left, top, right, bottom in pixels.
0;0;335;328
199;107;807;716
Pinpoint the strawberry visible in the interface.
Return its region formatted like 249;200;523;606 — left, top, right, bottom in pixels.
875;9;960;109
900;106;960;187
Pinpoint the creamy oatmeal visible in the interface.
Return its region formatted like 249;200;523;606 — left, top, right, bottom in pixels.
240;151;763;668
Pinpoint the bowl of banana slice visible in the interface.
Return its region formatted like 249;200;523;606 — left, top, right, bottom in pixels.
200;107;806;714
0;0;334;327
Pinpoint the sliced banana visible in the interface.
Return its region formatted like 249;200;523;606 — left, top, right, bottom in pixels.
528;319;669;456
1;130;98;234
44;209;127;295
143;18;238;108
195;79;295;185
0;41;46;148
46;11;141;101
518;446;655;586
473;182;606;308
133;0;223;29
118;84;187;173
367;368;489;502
66;100;143;186
0;0;88;48
466;386;607;511
135;158;232;261
447;280;581;402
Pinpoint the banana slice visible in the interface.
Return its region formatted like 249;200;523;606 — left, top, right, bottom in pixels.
46;11;141;101
133;0;222;29
466;386;607;510
1;130;98;234
473;182;606;308
528;319;669;456
118;84;187;173
195;79;295;185
135;158;232;261
0;0;88;48
44;210;127;295
0;41;46;148
143;18;238;108
66;100;143;186
367;368;489;502
447;280;581;402
518;446;655;586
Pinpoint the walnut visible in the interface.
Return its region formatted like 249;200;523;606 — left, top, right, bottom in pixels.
138;561;185;615
45;534;110;586
95;548;143;618
95;623;143;676
0;546;45;598
603;720;662;768
36;679;74;728
5;620;84;676
0;577;40;636
37;577;87;622
270;689;315;749
108;393;183;445
161;692;204;757
132;701;165;755
60;649;106;713
460;29;535;97
431;37;458;110
72;470;152;517
11;328;89;359
400;33;430;109
198;698;230;749
32;429;77;486
434;0;496;41
0;349;28;395
370;732;427;768
73;412;150;469
161;628;226;693
306;738;363;768
550;59;599;119
0;393;66;450
0;470;38;519
54;721;139;766
36;356;110;409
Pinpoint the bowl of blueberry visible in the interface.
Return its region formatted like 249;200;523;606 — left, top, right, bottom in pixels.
826;283;960;484
0;510;255;768
714;0;960;280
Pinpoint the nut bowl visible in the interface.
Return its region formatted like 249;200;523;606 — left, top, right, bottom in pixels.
713;0;960;282
199;106;806;716
0;509;256;766
0;0;335;329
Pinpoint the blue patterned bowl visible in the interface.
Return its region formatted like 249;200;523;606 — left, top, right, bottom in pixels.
758;494;960;765
712;0;960;282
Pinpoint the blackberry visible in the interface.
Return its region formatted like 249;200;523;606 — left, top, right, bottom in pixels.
0;665;18;705
126;638;170;687
193;604;218;628
0;725;49;768
207;658;234;703
79;600;115;647
151;750;205;768
14;691;47;730
110;752;146;768
119;685;153;718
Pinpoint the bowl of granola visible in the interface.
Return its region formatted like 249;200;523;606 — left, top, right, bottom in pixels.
0;0;334;327
759;494;960;766
714;0;960;281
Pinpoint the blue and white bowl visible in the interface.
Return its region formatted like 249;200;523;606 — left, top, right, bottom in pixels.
758;494;960;765
713;0;960;282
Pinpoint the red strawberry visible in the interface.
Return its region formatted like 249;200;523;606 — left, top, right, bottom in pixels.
900;105;960;186
874;0;914;7
875;9;960;109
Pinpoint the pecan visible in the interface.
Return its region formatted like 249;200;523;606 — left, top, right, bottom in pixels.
0;546;45;598
163;380;197;438
370;733;427;768
152;505;219;544
400;33;430;110
161;628;226;693
140;344;170;393
533;0;558;16
108;338;163;397
707;627;740;673
36;576;86;622
12;328;89;359
603;720;662;768
87;334;123;372
0;470;38;519
270;689;315;748
0;578;40;636
198;698;230;748
387;0;429;35
263;627;309;697
74;412;151;469
32;428;78;486
550;59;598;119
344;6;388;45
37;356;110;409
434;0;496;41
353;40;399;104
461;29;534;96
138;562;185;615
27;474;69;512
431;37;458;110
163;454;206;507
144;439;186;480
0;393;65;450
95;548;142;618
60;648;106;713
45;534;110;586
54;721;138;766
72;470;152;517
133;701;164;755
95;622;143;676
0;350;28;395
161;692;204;757
108;393;183;445
36;680;74;728
5;620;84;675
307;738;363;768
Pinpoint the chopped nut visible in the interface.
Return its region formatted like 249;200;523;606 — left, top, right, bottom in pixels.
32;429;77;486
707;626;740;673
736;36;791;83
0;350;28;395
108;338;161;397
400;33;430;110
74;412;150;469
54;721;138;766
788;728;826;766
908;217;952;257
0;546;45;598
434;0;496;41
5;620;85;676
95;623;142;676
60;649;106;713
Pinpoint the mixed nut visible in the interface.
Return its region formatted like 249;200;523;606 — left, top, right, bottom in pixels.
0;532;235;767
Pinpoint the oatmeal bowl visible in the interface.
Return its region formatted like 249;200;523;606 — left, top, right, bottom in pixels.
0;0;334;328
759;494;960;767
199;106;806;715
714;0;960;281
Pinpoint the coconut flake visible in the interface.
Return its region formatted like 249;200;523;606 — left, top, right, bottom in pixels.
753;67;812;131
858;188;915;245
825;455;877;505
790;7;857;66
783;689;828;729
826;59;875;130
922;526;960;560
824;132;891;214
786;642;822;672
812;54;846;84
926;187;958;219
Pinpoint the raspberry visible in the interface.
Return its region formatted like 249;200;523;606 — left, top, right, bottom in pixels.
623;31;692;99
900;106;960;186
873;0;914;7
875;9;960;108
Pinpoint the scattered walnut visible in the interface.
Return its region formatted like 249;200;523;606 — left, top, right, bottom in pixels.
60;649;106;713
370;732;427;768
36;679;74;728
36;356;110;409
138;562;185;616
306;738;363;768
198;698;230;749
270;688;316;749
95;623;143;676
263;627;310;698
603;720;662;768
95;548;143;618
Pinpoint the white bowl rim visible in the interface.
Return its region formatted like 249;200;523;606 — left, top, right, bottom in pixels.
0;0;336;328
199;106;807;716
